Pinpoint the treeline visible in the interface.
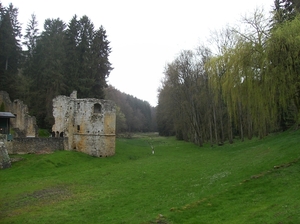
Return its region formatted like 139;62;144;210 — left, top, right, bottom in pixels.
105;85;157;134
0;3;112;129
157;0;300;146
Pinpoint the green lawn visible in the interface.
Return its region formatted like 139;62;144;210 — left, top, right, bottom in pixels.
0;130;299;223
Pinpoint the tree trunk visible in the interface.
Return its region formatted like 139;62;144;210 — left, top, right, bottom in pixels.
213;104;219;145
228;118;233;144
247;117;253;140
219;108;225;144
209;117;213;147
238;102;244;142
5;58;8;70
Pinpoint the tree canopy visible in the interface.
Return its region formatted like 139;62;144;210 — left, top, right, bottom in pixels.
0;3;113;129
157;3;300;145
2;1;299;138
105;85;157;134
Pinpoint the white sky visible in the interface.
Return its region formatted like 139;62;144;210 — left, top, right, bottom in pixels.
1;0;274;106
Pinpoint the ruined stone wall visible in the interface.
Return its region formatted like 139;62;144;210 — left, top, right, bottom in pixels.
6;137;65;154
52;94;76;148
52;91;116;157
0;91;37;137
0;134;11;169
72;99;116;157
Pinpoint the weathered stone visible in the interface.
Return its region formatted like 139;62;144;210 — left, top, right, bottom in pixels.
0;91;37;137
0;91;116;158
0;136;11;169
52;91;116;157
6;137;64;154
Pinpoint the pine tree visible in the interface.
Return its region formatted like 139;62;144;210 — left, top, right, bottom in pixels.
0;3;22;99
27;18;67;128
65;15;80;94
76;15;94;98
23;14;39;58
273;0;300;24
90;26;112;99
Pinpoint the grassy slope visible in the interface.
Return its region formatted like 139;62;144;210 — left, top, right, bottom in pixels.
0;131;299;224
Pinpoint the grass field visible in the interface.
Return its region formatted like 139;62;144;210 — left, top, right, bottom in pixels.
0;130;300;223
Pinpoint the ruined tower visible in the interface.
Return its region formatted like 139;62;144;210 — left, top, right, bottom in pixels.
52;91;116;157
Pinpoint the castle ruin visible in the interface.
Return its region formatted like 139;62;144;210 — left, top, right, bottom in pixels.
0;91;37;137
52;91;116;157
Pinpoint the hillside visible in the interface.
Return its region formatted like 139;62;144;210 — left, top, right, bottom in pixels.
0;130;299;223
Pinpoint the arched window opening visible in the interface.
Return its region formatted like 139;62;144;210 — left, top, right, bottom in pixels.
94;103;102;113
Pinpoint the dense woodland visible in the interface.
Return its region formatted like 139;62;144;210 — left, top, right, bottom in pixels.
157;0;300;146
1;1;300;142
0;2;156;133
105;86;157;133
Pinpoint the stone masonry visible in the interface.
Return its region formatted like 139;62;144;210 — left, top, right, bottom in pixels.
0;134;11;169
0;91;37;137
52;91;116;157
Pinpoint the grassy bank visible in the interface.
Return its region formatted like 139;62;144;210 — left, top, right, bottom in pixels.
0;131;299;223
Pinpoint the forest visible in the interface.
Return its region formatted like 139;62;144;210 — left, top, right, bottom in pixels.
0;2;156;133
1;1;300;141
105;85;157;133
157;0;300;146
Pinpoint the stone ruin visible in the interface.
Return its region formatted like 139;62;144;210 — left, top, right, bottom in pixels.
0;134;11;169
0;91;37;169
0;91;37;137
0;90;116;169
52;91;116;157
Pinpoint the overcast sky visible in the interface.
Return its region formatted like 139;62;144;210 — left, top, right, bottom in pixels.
1;0;274;106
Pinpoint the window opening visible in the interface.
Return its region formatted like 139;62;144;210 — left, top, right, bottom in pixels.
94;103;102;113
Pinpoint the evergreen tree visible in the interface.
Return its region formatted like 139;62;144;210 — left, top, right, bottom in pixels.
27;18;67;128
64;16;112;99
76;15;95;98
18;14;39;104
65;15;80;94
23;14;39;58
273;0;300;24
0;3;21;98
90;26;112;99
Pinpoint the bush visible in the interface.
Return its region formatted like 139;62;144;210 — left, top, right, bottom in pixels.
38;129;51;137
